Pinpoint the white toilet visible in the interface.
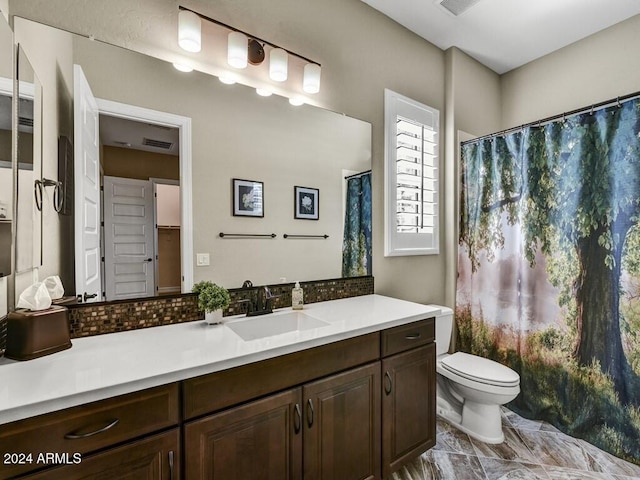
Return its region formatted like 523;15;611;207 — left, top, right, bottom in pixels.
430;305;520;444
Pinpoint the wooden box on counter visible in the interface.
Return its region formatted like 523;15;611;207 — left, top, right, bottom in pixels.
4;306;71;361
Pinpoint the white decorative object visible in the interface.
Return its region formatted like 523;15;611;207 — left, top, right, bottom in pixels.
269;48;288;82
205;309;224;325
17;282;52;311
303;63;321;94
292;282;304;310
228;31;248;68
178;10;201;53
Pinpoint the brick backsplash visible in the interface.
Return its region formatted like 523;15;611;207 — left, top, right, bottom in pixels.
0;276;374;348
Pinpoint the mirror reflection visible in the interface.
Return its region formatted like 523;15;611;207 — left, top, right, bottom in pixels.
15;45;42;274
0;15;12;277
15;18;372;303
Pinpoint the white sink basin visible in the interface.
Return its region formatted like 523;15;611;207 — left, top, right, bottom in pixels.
226;311;330;341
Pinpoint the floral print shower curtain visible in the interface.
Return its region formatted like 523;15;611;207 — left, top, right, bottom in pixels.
342;172;372;277
457;98;640;464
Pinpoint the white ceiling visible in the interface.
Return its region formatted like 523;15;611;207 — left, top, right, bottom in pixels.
99;114;180;156
361;0;640;74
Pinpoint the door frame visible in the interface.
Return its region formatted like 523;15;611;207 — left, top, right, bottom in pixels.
96;98;194;293
151;177;180;295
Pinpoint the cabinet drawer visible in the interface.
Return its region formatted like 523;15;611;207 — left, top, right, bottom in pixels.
183;333;380;419
0;383;179;480
381;318;434;357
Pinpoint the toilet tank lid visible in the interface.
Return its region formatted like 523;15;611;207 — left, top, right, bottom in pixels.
426;305;453;317
441;352;520;386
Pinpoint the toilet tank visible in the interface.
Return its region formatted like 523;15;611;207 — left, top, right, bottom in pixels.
428;305;454;356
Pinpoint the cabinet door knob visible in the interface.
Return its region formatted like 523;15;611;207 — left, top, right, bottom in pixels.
384;371;393;395
307;398;314;428
64;418;119;439
294;403;302;433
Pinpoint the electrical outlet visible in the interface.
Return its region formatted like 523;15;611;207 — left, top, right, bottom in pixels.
196;253;210;266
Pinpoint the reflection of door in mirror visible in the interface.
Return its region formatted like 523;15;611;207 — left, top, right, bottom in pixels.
15;45;42;274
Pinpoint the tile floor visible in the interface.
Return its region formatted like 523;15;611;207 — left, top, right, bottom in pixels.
391;408;640;480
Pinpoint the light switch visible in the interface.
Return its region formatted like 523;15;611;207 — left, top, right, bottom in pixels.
196;253;210;266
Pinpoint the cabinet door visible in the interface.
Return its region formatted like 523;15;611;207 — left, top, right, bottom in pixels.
23;429;179;480
303;362;381;480
381;344;436;478
184;388;303;480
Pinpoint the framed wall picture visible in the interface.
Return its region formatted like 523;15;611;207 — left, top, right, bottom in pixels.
294;186;319;220
232;178;264;217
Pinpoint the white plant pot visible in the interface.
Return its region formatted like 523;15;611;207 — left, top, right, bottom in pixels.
205;309;224;325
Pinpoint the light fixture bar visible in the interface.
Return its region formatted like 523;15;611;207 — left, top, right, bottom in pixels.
178;5;321;68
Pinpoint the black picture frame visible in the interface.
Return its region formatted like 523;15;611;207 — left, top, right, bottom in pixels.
294;186;319;220
232;178;264;217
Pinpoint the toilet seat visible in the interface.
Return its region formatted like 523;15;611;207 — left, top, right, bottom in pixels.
440;352;519;388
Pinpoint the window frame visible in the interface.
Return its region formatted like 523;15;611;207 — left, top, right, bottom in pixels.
384;89;440;257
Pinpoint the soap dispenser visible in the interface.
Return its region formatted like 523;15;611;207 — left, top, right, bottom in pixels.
292;282;304;310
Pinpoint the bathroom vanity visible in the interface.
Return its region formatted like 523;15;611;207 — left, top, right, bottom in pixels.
0;295;438;479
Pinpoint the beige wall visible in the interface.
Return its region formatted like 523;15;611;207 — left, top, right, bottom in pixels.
102;146;179;181
501;14;640;128
12;16;74;301
5;1;638;310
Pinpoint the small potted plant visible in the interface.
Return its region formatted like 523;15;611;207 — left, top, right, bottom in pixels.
192;281;231;324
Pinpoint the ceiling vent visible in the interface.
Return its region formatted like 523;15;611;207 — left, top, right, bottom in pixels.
436;0;483;16
142;138;173;150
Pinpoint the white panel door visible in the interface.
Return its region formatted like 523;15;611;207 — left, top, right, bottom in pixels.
103;176;155;300
73;65;102;302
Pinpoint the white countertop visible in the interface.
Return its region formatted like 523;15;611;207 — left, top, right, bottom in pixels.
0;294;440;426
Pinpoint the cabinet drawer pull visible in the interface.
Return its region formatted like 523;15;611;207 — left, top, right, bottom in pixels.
307;399;314;428
169;450;175;480
64;418;119;439
294;403;302;434
405;333;421;340
384;371;393;395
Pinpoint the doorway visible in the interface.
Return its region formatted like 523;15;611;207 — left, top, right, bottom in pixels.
100;115;182;301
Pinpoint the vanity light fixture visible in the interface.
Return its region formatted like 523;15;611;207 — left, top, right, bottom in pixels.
219;73;237;85
269;48;288;82
256;88;273;97
228;31;248;68
178;6;322;93
173;63;193;72
303;63;321;94
178;9;201;53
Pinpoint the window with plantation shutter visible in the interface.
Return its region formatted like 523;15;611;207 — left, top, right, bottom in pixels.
384;89;439;256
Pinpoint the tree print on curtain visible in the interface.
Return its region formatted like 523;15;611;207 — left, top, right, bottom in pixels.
342;172;372;277
457;98;640;464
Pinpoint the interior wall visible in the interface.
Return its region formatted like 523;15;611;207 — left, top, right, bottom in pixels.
501;14;640;128
444;47;502;308
8;0;447;304
12;16;73;301
102;146;179;181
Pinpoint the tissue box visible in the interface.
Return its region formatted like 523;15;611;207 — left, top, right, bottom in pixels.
5;306;72;361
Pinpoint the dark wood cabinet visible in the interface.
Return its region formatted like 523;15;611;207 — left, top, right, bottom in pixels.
23;429;180;480
381;344;436;478
184;388;303;480
303;363;381;480
3;316;436;480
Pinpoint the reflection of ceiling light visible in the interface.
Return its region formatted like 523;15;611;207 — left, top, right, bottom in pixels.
178;10;201;53
289;97;304;106
228;31;248;69
303;63;321;94
256;88;272;97
269;48;288;82
173;63;193;72
219;74;236;85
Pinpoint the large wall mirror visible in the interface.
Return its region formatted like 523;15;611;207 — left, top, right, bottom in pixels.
14;17;372;304
0;15;12;278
